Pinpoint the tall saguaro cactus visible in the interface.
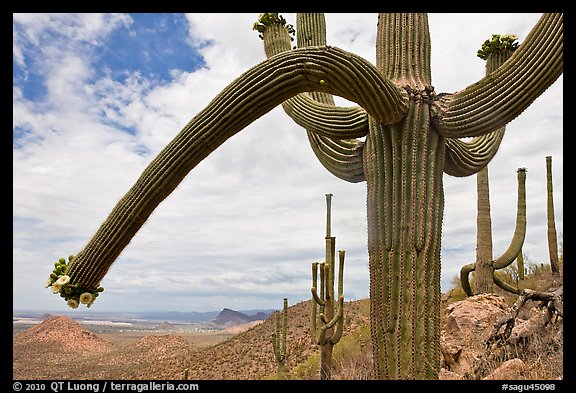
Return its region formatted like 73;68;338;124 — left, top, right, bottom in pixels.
271;298;288;379
546;156;561;275
461;168;527;296
310;194;345;380
46;13;562;380
464;34;519;295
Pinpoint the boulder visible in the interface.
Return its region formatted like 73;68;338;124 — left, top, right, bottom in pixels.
482;358;526;380
441;293;509;377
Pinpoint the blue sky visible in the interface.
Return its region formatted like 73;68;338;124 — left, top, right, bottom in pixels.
13;13;563;313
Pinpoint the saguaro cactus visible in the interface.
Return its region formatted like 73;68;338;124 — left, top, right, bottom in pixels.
461;168;527;296
271;298;288;379
463;34;519;295
46;13;562;379
310;194;345;380
546;156;561;275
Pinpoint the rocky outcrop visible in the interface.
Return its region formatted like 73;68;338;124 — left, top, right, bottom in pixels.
483;358;526;380
441;293;509;377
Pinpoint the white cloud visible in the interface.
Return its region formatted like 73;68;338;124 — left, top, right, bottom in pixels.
13;13;562;312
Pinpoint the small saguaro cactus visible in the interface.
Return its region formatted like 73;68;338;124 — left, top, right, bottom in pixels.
461;168;527;296
271;298;288;379
546;156;561;275
310;193;345;380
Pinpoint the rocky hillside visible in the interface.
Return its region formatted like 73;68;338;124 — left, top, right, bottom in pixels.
14;315;113;354
13;281;562;380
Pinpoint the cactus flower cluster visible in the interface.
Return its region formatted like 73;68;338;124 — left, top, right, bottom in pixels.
253;13;295;41
477;34;519;60
46;255;104;309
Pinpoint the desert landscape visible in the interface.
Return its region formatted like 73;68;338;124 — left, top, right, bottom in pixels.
13;267;563;381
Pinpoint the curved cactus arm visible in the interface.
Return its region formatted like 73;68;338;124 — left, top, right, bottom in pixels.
432;13;563;138
443;129;505;177
307;133;365;183
493;273;521;295
317;295;343;345
290;13;372;138
310;262;319;342
322;296;343;330
330;295;345;344
282;96;369;139
492;168;527;270
259;14;374;184
261;14;381;137
460;263;476;297
61;45;409;292
311;287;325;307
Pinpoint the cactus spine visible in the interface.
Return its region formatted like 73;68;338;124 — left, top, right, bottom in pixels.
310;193;345;380
50;13;562;380
271;298;288;379
546;156;561;275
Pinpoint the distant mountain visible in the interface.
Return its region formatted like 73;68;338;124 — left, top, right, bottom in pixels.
155;321;176;331
212;308;253;327
211;308;271;327
13;308;275;324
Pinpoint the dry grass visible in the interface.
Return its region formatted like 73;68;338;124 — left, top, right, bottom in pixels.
444;263;563;380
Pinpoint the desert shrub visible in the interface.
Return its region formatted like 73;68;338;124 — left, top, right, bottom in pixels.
289;353;320;380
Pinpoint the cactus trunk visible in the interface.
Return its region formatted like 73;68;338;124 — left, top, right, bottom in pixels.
546;156;560;275
364;103;444;379
320;345;334;380
474;166;494;294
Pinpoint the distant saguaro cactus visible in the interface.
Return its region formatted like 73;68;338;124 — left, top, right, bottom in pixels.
461;168;527;296
47;13;562;379
546;156;561;275
310;194;345;380
271;298;288;379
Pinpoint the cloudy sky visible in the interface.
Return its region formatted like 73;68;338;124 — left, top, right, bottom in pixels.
13;13;563;313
